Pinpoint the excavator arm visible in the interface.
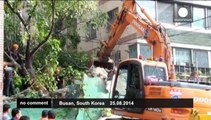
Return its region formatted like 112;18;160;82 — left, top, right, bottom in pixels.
95;0;174;80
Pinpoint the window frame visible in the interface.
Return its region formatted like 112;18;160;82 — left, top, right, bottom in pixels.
86;22;97;40
107;7;118;32
192;7;205;29
174;47;192;66
157;1;174;24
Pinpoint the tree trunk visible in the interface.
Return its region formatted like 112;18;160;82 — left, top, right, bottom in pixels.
25;55;35;78
25;38;35;79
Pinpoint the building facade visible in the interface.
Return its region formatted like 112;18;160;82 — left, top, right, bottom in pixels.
78;0;211;78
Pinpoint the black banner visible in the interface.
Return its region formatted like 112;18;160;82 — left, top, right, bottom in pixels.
17;98;52;108
17;98;193;108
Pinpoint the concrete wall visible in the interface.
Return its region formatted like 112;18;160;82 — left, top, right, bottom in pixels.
0;0;4;118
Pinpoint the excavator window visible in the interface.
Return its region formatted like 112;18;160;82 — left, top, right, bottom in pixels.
125;63;143;99
113;62;145;114
144;65;166;81
129;65;140;89
113;61;145;100
114;64;128;98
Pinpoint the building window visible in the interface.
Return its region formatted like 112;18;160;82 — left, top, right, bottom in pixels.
136;0;156;20
193;7;205;29
112;50;121;64
174;3;191;27
86;22;96;40
158;2;173;24
139;44;152;60
175;48;191;66
107;7;118;31
129;44;137;58
192;50;208;68
207;9;211;29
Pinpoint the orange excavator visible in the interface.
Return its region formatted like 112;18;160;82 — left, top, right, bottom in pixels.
95;0;174;80
94;0;211;120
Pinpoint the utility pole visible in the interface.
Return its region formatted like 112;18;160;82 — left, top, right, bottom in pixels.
0;0;4;118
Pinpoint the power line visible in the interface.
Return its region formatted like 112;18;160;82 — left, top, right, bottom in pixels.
168;25;211;37
174;15;211;27
168;16;211;37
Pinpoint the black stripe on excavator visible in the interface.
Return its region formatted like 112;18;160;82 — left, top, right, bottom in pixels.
93;60;114;70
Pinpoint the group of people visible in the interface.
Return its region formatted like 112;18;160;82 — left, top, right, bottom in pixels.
3;104;57;120
3;43;65;97
3;43;25;96
3;44;65;119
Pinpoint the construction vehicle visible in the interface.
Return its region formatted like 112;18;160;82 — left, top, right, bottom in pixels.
94;0;211;119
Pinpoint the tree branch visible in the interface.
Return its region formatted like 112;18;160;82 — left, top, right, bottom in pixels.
27;0;38;25
53;24;72;36
5;0;28;31
30;0;55;57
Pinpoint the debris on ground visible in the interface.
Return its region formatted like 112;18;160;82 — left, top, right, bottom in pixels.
76;74;111;120
87;65;115;93
88;66;108;80
83;65;118;119
41;83;82;98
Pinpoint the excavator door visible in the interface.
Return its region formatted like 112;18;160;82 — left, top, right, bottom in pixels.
113;61;145;113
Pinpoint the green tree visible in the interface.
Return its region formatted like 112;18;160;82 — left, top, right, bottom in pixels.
5;0;56;78
4;0;107;82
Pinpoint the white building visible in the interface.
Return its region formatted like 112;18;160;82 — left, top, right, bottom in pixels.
78;0;211;76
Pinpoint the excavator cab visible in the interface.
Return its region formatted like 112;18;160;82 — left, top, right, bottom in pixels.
110;59;211;120
110;59;169;119
112;59;166;112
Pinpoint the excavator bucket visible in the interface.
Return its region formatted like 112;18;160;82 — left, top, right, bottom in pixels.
93;59;115;70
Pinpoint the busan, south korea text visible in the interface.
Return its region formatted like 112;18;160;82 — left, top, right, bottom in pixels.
17;98;193;108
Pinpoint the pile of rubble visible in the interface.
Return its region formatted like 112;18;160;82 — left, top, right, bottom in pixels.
88;66;108;80
87;65;114;93
76;66;114;120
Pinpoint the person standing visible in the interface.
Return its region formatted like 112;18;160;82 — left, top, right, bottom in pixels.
48;110;56;120
2;104;11;120
40;110;48;120
7;43;29;90
9;43;23;66
54;68;64;89
3;65;15;96
11;108;22;120
20;116;30;120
